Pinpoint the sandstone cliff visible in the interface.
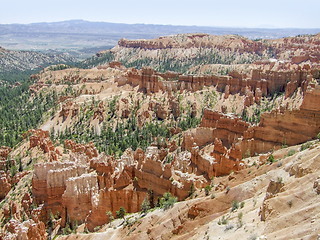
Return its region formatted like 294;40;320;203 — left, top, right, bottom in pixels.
115;62;317;105
182;84;320;160
29;140;216;232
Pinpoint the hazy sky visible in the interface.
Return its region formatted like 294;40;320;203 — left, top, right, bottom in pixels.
1;0;319;28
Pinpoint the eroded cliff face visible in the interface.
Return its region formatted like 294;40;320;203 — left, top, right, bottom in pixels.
32;161;87;225
118;34;264;53
27;129;61;162
115;61;318;106
117;33;320;62
182;83;320;161
31;144;210;231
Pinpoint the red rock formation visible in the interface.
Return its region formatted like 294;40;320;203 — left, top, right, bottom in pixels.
32;161;86;224
121;107;130;118
244;91;254;107
93;101;105;121
137;111;150;127
168;140;178;152
188;139;244;178
116;61;319;104
0;170;11;200
255;88;263;104
29;129;54;152
140;66;160;94
62;172;98;226
191;102;197;118
59;100;74;119
11;171;29;186
199;108;250;144
0;146;11;160
154;102;167;120
22;191;32;215
239;84;320;155
182;127;215;151
28;129;57;162
224;85;230;99
187;84;320;160
64;140;98;159
2;218;47;240
169;96;180;119
211;139;245;176
31;142;214;232
260;179;285;221
108;61;122;69
85;189;147;232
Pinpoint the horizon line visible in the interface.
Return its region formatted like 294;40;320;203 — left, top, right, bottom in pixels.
2;19;320;30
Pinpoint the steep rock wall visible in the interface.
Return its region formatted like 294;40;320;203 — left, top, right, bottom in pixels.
185;84;320;158
116;64;317;104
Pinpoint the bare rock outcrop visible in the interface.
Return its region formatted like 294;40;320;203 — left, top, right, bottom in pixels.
313;177;320;195
116;59;319;103
62;172;99;226
243;85;320;152
260;179;285;221
0;146;12;160
169;96;180;119
32;161;87;225
191;86;320;159
93;101;105;121
0;170;11;200
59;100;74;120
64;140;98;159
30;144;208;232
2;217;47;240
138;111;150;127
154;102;167;120
28;129;55;154
190;140;244;178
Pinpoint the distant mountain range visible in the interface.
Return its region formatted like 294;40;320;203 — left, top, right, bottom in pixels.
1;19;320;38
0;20;319;60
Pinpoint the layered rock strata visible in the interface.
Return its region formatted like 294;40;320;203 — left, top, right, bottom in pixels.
116;64;317;105
183;84;320;158
32;161;87;225
31;144;212;231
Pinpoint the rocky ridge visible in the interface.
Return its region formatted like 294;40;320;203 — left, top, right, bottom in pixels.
86;33;320;75
0;46;76;74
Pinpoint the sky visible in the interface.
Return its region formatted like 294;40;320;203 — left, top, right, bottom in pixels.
1;0;319;28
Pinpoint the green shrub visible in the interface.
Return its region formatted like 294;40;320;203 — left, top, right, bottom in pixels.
267;154;275;163
116;207;126;219
237;212;243;228
218;216;228;225
160;192;177;210
287;149;295;157
141;197;150;213
300;142;313;151
231;200;239;212
106;211;114;221
245;149;251;158
188;183;195;197
204;185;212;196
